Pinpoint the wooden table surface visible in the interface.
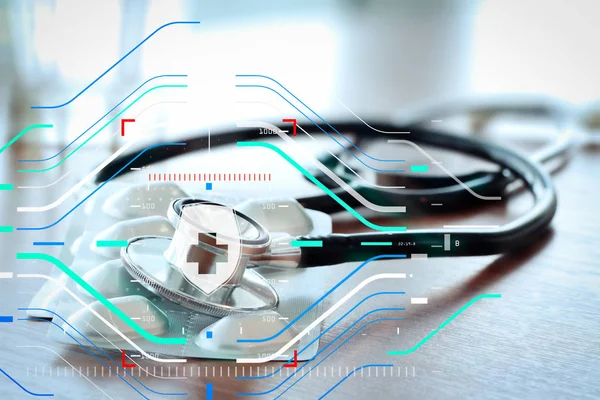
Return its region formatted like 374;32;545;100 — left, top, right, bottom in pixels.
1;127;599;400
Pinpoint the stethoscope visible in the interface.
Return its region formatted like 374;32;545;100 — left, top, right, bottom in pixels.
94;95;577;317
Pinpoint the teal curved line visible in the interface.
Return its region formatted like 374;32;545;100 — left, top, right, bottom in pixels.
0;124;53;155
18;84;186;173
237;141;407;232
16;252;186;345
387;293;502;355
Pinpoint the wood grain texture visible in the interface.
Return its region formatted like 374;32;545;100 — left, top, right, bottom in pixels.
0;137;599;400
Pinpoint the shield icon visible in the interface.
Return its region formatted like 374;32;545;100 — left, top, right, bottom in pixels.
164;202;243;295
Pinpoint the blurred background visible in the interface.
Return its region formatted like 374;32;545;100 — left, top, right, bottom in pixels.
1;0;600;149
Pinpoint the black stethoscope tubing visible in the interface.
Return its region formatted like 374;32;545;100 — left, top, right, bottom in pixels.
95;124;558;268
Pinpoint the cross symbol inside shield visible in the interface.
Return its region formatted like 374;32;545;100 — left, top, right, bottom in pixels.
187;232;230;275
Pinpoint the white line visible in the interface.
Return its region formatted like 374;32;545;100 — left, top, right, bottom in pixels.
17;170;71;189
388;139;502;201
431;203;443;206
443;225;500;229
336;99;410;134
236;121;407;213
85;323;186;380
0;272;14;278
410;297;428;304
237;273;406;363
130;205;142;208
16;345;113;399
295;121;406;190
129;168;142;171
431;120;443;123
16;273;187;363
410;254;428;260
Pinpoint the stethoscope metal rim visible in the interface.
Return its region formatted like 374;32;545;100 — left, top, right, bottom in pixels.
121;235;279;317
169;198;271;255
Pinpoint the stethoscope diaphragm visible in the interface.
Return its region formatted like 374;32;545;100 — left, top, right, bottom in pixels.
121;236;279;317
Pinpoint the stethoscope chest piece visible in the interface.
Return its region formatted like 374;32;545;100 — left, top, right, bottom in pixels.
122;236;279;317
120;198;281;317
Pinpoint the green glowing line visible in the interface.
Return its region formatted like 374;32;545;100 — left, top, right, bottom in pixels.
0;184;13;191
95;240;128;247
16;253;186;345
361;242;393;246
387;294;501;355
0;226;14;232
0;124;53;155
237;142;406;232
291;240;323;247
410;165;428;172
18;84;187;173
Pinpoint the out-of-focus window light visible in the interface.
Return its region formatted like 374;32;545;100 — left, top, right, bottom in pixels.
140;9;338;128
33;0;121;85
473;0;600;104
25;0;122;145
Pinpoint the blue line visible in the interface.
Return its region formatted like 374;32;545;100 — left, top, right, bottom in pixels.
20;74;186;162
237;311;404;397
19;308;186;396
206;383;213;400
318;364;393;400
237;291;405;380
31;21;200;109
274;317;402;399
0;316;13;322
32;242;64;246
0;367;53;396
237;74;406;164
16;142;186;231
237;254;406;343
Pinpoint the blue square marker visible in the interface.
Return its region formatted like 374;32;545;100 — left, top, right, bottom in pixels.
205;182;212;190
206;331;213;339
